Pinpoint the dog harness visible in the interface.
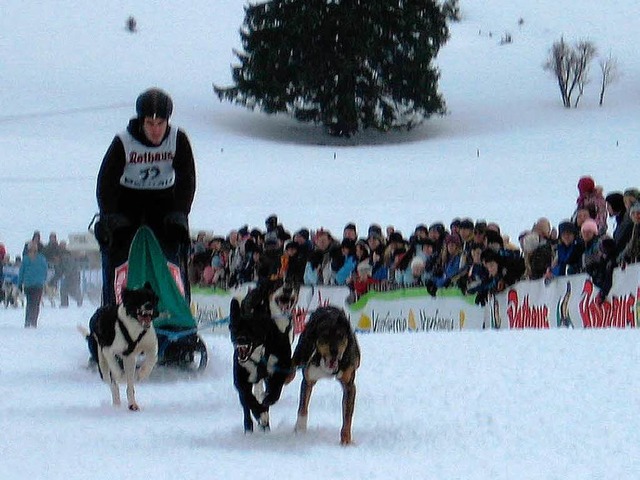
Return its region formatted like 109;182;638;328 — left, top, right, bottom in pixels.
117;318;148;356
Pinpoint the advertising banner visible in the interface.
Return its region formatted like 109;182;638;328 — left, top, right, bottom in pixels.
489;263;640;329
191;263;640;335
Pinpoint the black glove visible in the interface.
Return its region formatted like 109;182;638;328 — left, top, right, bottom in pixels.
164;211;190;243
94;213;132;248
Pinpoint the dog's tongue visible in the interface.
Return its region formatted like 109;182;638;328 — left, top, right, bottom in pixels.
139;315;153;327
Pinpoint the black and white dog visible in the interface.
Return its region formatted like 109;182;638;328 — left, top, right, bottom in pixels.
230;280;297;433
80;282;159;411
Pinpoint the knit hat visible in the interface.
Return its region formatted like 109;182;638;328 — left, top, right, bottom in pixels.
605;192;625;214
580;219;598;236
577;176;595;195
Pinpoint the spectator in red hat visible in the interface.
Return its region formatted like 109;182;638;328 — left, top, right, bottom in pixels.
574;176;608;234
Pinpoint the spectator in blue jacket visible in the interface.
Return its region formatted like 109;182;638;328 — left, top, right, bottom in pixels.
335;238;357;285
18;240;49;328
551;221;584;277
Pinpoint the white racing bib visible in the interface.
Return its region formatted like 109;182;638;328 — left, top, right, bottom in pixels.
118;127;178;190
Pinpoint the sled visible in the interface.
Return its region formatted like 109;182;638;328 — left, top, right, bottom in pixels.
107;225;207;372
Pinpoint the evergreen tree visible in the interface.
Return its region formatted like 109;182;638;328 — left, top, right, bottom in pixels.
214;0;449;137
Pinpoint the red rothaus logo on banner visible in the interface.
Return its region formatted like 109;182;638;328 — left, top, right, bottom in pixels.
507;290;550;329
579;280;635;328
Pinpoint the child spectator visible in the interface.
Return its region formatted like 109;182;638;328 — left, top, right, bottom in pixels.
334;238;357;285
370;245;389;282
352;261;377;299
395;249;425;286
550;221;584;277
202;236;227;286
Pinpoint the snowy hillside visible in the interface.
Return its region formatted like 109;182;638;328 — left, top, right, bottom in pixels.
1;0;638;255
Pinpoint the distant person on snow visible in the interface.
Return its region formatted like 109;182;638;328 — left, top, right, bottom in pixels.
95;87;196;305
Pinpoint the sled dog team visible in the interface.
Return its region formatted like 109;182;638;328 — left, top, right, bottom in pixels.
82;281;360;445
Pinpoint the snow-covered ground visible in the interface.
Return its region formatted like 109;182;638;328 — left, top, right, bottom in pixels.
2;305;640;479
2;1;640;478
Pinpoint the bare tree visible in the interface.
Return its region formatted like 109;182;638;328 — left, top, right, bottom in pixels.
598;52;620;106
572;40;597;107
544;37;597;108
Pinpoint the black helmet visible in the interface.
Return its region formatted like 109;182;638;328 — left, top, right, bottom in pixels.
135;88;173;119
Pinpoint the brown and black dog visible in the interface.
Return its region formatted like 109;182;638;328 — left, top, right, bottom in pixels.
286;306;360;445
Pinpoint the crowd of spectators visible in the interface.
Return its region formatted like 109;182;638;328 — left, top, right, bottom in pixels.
1;230;84;308
187;177;640;306
3;177;638;309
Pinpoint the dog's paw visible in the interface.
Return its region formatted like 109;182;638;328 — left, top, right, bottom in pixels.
340;428;353;446
243;420;254;434
128;403;140;411
294;415;307;433
258;411;270;431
